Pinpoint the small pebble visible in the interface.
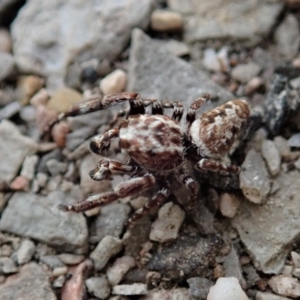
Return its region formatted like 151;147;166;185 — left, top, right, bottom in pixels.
1;244;12;257
261;140;281;176
20;155;39;181
52;122;70;148
100;69;127;95
150;9;183;31
46;159;67;176
149;202;185;243
53;275;65;289
86;276;111;299
219;193;241;218
30;88;50;107
291;251;300;268
207;277;249;300
10;176;30;191
231;62;261;83
90;236;123;271
20;105;37;122
0;257;17;274
18;75;45;105
112;283;147;296
244;77;264;95
203;48;220;72
0;101;21;120
46;87;82;113
288;133;300;148
268;275;300;298
40;255;64;270
107;256;136;286
35;105;58;133
17;239;36;265
58;253;85;265
240;150;270;204
274;136;291;161
213;264;224;278
52;266;68;277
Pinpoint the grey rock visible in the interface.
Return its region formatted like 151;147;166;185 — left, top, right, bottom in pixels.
46;158;67;176
149;202;185;243
187;277;213;299
153;39;190;57
89;202;131;244
0;52;15;81
288;133;300;148
0;191;88;254
107;256;136;286
86;276;111;299
20;155;39;181
148;235;223;280
140;288;190;300
112;283;147;296
239;150;270;204
90;236;123;271
12;0;154;89
256;291;290;300
0;262;56;300
58;253;85;265
128;29;233;111
224;246;246;288
17;239;35;265
231;62;261;83
40;255;64;269
0;120;38;182
275;14;300;60
0;101;21;120
0;257;17;274
168;0;283;45
53;275;65;289
233;170;300;273
261;140;281;176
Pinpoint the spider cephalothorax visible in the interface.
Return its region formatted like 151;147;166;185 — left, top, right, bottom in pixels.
45;92;250;226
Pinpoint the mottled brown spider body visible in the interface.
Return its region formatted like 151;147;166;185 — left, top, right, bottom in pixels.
45;92;250;226
120;114;184;171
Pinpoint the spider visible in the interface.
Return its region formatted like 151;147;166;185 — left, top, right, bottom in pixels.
45;92;250;226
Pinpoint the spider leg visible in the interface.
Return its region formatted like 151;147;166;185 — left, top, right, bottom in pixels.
186;93;211;130
196;158;240;175
175;168;198;210
59;173;155;212
162;101;184;122
89;158;139;181
44;92;144;135
127;187;170;226
90;128;119;154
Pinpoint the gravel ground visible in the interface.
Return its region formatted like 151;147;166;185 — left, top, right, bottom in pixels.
1;0;300;299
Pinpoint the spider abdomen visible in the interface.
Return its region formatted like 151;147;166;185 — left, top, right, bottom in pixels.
119;114;185;171
190;99;250;158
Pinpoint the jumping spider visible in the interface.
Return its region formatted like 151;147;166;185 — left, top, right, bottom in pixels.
46;92;250;226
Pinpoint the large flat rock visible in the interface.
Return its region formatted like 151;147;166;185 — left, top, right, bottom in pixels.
0;191;88;254
233;170;300;274
128;29;233;111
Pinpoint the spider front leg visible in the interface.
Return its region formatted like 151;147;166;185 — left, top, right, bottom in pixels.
186;93;211;130
196;158;240;175
59;173;155;213
89;158;138;181
162;101;184;122
89;128;119;154
127;187;170;226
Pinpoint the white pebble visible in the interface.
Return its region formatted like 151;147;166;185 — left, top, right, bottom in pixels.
207;277;249;300
100;69;127;95
268;275;300;298
150;9;183;31
219;193;241;218
261;140;281;176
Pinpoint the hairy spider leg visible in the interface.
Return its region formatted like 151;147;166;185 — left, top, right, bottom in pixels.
186;93;211;131
89;158;138;181
44;92;143;135
175;168;198;210
126;186;170;226
89;128;119;154
196;158;240;175
59;173;155;212
161;101;184;122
